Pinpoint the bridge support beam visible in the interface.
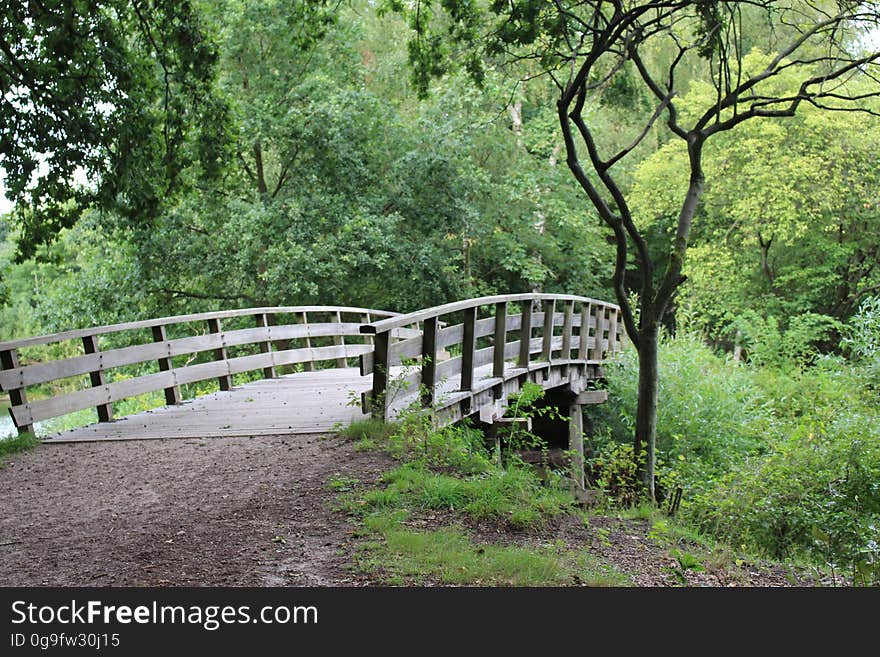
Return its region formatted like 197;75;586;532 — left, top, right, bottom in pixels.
568;387;608;499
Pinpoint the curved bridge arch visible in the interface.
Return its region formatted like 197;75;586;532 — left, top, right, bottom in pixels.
0;295;623;442
360;293;622;426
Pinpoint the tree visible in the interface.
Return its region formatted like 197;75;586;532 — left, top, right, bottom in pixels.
631;78;880;350
388;0;880;499
0;0;226;259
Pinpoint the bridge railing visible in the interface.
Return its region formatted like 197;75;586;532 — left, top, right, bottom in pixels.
0;306;403;436
359;293;624;421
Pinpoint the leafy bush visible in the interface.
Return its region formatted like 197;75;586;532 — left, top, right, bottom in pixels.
600;332;880;583
598;334;771;487
843;296;880;387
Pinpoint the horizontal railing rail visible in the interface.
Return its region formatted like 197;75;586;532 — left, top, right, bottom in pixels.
1;306;403;435
359;293;623;420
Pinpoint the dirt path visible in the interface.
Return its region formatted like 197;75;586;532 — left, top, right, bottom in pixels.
0;434;393;586
0;435;815;587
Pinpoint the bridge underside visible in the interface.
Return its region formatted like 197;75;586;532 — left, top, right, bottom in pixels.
42;360;601;444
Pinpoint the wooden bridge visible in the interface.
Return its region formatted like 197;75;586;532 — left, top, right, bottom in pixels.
1;295;623;467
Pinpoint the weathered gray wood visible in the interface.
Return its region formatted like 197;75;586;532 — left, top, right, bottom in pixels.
361;313;373;346
151;325;182;406
569;403;585;492
541;299;556;362
15;344;377;426
0;306;400;352
0;317;381;390
421;316;439;407
9;297;622;433
332;311;347;368
493;302;507;378
591;307;607;361
0;348;30;434
575;389;608;405
300;312;314;372
579;303;592;360
207;318;233;391
360;293;618;335
518;302;533;368
561;300;574;360
460;306;477;391
607;308;619;354
42;368;373;443
388;334;424;364
254;314;276;379
81;335;113;423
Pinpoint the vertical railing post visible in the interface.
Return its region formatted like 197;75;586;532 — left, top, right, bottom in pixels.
300;312;314;372
254;313;276;379
578;302;592;361
81;334;113;422
333;310;347;368
151;325;182;405
206;317;233;391
1;348;31;435
607;308;619;356
541;299;556;362
493;302;507;378
590;306;607;361
561;300;574;359
518;301;533;368
371;331;390;419
421;316;439;407
361;313;373;347
460;306;477;391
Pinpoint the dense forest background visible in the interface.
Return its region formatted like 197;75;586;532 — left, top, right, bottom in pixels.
1;1;878;582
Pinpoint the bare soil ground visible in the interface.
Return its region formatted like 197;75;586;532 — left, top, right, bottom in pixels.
0;434;392;586
0;435;816;587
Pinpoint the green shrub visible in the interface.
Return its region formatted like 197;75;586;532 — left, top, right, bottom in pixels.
598;334;772;486
600;332;880;582
843;296;880;387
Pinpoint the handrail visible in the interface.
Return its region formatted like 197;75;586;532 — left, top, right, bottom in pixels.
1;306;399;435
359;293;624;421
359;293;618;334
0;305;397;351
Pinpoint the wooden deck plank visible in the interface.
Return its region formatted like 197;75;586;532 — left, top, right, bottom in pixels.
41;369;373;443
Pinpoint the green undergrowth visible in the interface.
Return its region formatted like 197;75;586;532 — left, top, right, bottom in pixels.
354;517;626;586
0;430;40;466
337;403;628;586
346;461;573;529
597;332;880;585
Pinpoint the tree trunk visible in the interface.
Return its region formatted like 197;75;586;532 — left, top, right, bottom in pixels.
633;324;659;502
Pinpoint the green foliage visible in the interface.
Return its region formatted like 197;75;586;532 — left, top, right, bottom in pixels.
601;333;880;583
843;296;880;387
497;381;567;453
354;520;626;586
598;335;771;485
632;82;880;345
0;431;40;465
1;0;226;258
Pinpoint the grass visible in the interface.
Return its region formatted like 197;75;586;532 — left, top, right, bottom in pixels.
338;418;398;452
345;461;573;530
0;430;40;466
335;417;629;586
353;510;627;586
